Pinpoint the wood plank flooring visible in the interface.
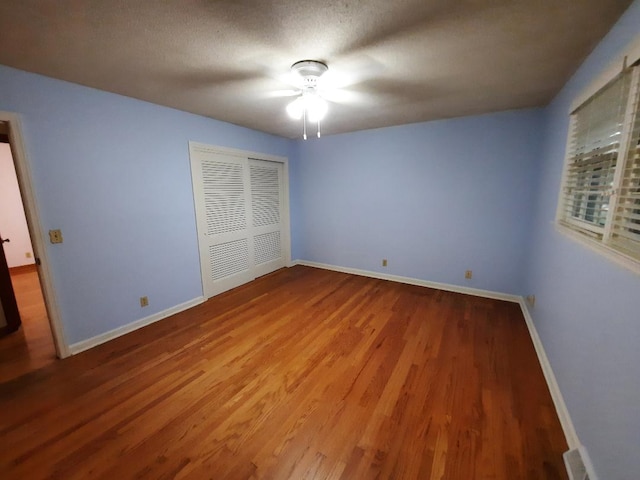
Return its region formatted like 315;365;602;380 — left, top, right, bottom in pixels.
0;266;56;383
0;266;568;479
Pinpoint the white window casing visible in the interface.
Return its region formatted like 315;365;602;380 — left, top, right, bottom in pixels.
556;61;640;271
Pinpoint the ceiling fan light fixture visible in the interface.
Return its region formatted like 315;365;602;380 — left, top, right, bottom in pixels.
286;97;304;120
286;60;329;139
306;94;328;122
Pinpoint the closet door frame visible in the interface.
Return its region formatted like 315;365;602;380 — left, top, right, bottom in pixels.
188;142;291;299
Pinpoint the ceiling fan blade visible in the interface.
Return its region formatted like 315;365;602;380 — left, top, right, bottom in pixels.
269;71;304;89
263;89;301;99
317;55;385;90
320;88;373;105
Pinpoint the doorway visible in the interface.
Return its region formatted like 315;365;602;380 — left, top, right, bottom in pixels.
0;124;56;381
0;113;68;382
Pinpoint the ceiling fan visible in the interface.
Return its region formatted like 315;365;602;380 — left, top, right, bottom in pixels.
265;57;382;139
282;60;332;140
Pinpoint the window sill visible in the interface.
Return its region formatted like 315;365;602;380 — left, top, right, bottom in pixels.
554;222;640;276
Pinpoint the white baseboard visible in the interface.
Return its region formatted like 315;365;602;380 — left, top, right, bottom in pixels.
292;259;579;451
69;296;206;355
292;260;521;303
518;299;579;450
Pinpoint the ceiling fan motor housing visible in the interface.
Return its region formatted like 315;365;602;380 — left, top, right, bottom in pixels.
291;60;328;88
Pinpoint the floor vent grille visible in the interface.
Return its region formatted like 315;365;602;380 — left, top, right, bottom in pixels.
564;446;592;480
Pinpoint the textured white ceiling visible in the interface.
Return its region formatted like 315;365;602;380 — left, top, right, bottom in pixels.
0;1;633;138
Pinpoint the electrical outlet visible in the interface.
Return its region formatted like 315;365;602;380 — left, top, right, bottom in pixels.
49;229;63;244
140;296;149;307
382;259;388;267
25;252;32;258
465;270;473;279
526;295;536;307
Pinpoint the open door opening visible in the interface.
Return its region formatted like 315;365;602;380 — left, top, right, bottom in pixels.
0;229;21;334
0;122;56;381
0;114;69;382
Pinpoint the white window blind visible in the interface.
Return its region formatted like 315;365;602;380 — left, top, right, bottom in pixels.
611;74;640;257
558;64;640;263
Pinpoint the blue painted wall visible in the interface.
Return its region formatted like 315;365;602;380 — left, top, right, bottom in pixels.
1;2;638;476
292;110;544;295
0;65;291;344
524;2;640;478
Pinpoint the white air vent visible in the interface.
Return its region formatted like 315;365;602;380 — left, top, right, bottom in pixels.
564;446;596;480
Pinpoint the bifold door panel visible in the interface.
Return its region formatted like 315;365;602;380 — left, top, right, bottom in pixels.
249;159;285;278
190;144;288;298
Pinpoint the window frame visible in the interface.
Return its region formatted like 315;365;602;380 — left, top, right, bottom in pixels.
555;61;640;274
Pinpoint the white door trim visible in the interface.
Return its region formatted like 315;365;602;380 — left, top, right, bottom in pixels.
0;111;70;358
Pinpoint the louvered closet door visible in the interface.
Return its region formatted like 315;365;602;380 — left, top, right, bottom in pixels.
190;143;289;299
191;148;254;298
249;159;286;278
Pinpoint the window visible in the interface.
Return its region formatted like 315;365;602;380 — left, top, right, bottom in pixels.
558;64;640;264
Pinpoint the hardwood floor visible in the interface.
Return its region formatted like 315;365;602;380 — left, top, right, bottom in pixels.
0;266;568;479
0;266;56;383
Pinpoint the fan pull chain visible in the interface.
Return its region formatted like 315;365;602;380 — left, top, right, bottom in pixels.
303;109;307;140
317;119;321;138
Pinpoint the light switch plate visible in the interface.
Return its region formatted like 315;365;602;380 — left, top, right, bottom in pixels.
49;229;63;244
